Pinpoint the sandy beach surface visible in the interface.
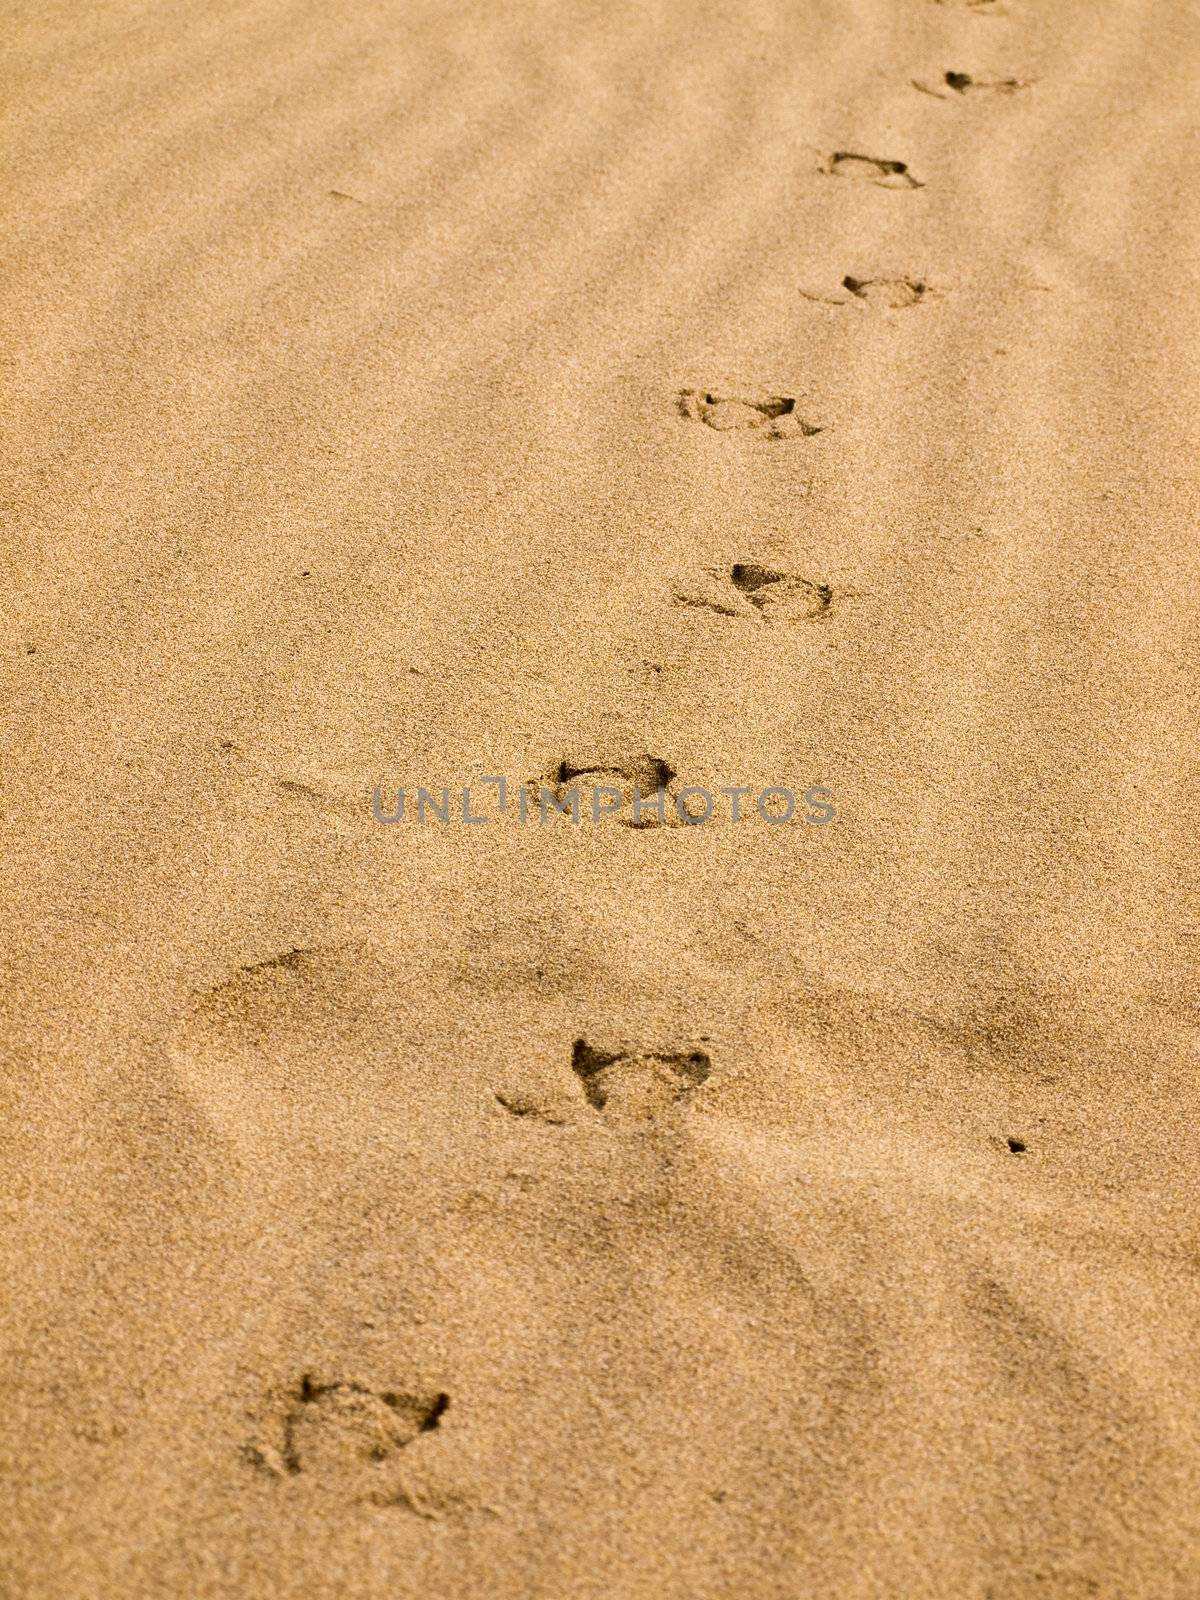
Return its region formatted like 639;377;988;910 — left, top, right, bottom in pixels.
3;1;1200;1595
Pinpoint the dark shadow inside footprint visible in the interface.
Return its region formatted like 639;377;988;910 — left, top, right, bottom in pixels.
730;563;833;621
677;389;822;441
842;274;927;308
532;754;678;827
825;152;923;189
731;562;787;599
572;1039;712;1115
945;70;1024;93
554;754;675;793
495;1091;567;1125
746;395;793;422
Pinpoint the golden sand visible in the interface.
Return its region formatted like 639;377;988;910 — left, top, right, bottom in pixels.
2;1;1199;1595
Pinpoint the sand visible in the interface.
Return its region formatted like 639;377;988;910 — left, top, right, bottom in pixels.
2;0;1199;1595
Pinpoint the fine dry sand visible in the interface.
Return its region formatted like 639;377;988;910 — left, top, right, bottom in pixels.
3;1;1200;1596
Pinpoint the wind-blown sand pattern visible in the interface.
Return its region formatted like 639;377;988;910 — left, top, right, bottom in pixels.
2;1;1200;1596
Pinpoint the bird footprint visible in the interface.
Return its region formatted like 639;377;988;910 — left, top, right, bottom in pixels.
914;71;1028;98
243;1375;450;1513
674;563;834;623
820;152;923;189
676;390;823;441
571;1039;712;1121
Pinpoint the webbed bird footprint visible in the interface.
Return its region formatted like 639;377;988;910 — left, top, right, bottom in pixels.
528;753;681;827
821;152;923;189
843;274;930;308
801;275;934;310
572;1039;712;1122
243;1375;449;1505
731;562;833;620
675;563;834;623
676;390;823;441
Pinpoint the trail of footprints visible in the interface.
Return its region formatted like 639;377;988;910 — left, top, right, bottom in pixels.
237;5;1039;1525
494;0;1040;1281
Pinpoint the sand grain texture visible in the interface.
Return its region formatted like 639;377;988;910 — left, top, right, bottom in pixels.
3;0;1200;1596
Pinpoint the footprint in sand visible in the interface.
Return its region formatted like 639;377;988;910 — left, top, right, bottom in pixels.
243;1376;450;1512
914;70;1028;98
528;754;692;827
495;1091;568;1126
675;563;834;623
809;276;940;310
676;390;823;442
820;152;923;189
730;562;833;620
801;275;936;310
571;1039;712;1122
842;274;930;308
